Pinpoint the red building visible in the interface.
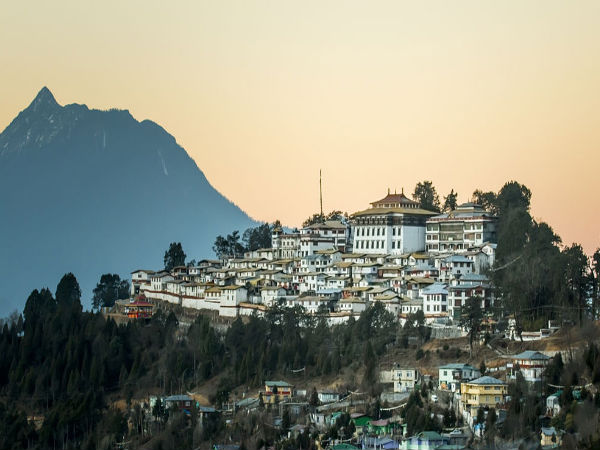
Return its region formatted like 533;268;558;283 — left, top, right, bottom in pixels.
124;300;153;319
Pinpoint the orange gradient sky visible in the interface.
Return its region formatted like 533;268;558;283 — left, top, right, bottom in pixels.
1;1;599;253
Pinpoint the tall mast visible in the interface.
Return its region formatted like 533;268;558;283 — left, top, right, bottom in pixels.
319;169;324;218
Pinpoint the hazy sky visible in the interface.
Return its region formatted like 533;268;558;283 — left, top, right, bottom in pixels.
1;1;599;253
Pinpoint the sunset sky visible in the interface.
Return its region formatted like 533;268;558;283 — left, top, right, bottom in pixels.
1;1;599;253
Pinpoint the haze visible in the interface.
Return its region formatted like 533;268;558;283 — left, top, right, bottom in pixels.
1;1;598;253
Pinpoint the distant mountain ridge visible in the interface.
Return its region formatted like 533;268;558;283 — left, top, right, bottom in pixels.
0;87;256;315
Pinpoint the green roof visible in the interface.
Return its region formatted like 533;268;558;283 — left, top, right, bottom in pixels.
416;431;444;440
352;416;373;427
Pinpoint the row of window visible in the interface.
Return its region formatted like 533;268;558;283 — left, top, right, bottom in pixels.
355;240;385;249
354;239;406;250
356;227;403;237
425;304;447;312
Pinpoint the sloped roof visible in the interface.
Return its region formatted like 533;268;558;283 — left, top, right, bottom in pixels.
370;192;419;207
467;376;505;385
352;206;438;217
415;431;444;441
265;380;292;387
439;363;477;370
513;350;551;360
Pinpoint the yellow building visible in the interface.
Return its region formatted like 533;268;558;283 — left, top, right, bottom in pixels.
460;376;507;419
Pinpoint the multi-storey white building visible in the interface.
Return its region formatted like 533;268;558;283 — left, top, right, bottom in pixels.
421;282;448;319
297;220;348;257
351;190;436;254
380;365;421;393
272;227;301;259
425;203;497;253
438;363;481;392
447;275;493;320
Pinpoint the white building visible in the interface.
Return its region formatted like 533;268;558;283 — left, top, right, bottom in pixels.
351;190;436;254
421;283;448;319
131;269;154;295
272;228;301;259
447;276;493;321
302;221;348;251
286;296;331;314
338;297;367;314
508;350;551;383
260;286;287;306
425;203;497;253
219;285;248;317
438;363;481;392
380;365;421;393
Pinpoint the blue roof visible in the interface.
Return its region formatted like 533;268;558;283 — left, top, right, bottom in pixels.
445;255;472;263
422;283;448;295
513;350;551;360
439;363;477;370
198;406;216;413
265;380;292;387
468;376;505;385
165;394;192;402
317;288;342;294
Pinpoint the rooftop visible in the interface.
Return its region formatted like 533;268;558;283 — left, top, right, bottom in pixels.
512;350;551;360
371;190;419;206
467;376;505;385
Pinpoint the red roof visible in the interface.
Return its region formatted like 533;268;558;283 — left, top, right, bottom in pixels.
370;192;418;207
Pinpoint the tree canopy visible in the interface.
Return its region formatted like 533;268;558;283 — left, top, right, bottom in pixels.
242;223;273;252
213;230;245;259
92;273;130;310
413;181;441;212
164;242;186;270
443;188;458;212
302;210;347;227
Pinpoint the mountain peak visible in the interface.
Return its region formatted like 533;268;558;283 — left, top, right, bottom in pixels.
29;86;60;112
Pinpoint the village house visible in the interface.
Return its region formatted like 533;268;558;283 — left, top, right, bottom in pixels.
508;350;551;383
272;227;301;259
546;390;562;416
303;221;349;252
317;390;342;404
540;427;561;448
459;376;507;424
421;283;448;320
264;381;293;403
447;276;493;321
400;431;448;450
164;394;194;411
439;363;481;392
374;293;402;316
260;286;287;306
437;255;474;281
400;298;423;320
130;269;154;295
286;295;331;314
337;297;367;315
380;364;421;393
219;285;248;317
